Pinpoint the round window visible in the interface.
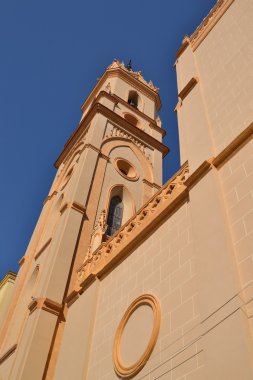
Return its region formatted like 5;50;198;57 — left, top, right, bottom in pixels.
114;158;139;181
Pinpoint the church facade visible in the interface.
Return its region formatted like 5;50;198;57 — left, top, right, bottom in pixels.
1;0;253;379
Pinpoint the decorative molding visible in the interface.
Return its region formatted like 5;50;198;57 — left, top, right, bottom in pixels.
28;297;62;317
108;125;152;163
175;36;191;59
212;122;253;168
55;102;168;169
175;0;235;57
98;104;169;157
190;0;235;51
34;238;52;261
174;97;182;113
80;61;162;115
85;143;100;154
184;160;212;188
142;178;161;190
96;91;166;136
43;191;58;205
0;271;17;289
113;294;161;378
18;255;26;267
0;344;17;364
114;157;139;182
73;122;253;304
178;77;199;102
76;163;189;290
60;201;86;215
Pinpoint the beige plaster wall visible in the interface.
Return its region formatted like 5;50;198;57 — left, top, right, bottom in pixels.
54;281;99;380
219;138;253;334
85;202;203;380
194;0;253;155
176;0;253;169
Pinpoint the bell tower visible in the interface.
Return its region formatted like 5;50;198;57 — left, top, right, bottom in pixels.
0;60;168;379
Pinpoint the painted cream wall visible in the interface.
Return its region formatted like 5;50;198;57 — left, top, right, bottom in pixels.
218;139;253;336
195;0;253;155
175;0;253;171
114;77;157;119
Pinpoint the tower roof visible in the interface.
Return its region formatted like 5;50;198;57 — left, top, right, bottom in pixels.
107;59;159;93
81;59;162;113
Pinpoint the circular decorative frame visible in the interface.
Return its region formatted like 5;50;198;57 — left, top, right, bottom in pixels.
113;294;161;378
114;157;139;182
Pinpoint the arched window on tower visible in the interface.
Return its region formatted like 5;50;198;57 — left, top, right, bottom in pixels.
128;91;139;109
106;196;124;236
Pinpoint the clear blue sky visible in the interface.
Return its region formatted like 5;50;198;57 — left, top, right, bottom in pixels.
0;0;217;278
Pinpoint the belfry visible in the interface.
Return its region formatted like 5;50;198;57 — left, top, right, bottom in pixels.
1;0;253;379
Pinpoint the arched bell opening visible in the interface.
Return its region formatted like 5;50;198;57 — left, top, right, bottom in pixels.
105;185;135;237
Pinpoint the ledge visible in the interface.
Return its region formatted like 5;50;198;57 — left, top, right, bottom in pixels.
34;238;52;261
60;201;86;216
213;122;253;168
178;77;199;101
0;344;17;364
55;102;169;168
28;297;63;317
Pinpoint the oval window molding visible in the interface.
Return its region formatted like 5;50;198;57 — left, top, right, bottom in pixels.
113;294;161;378
114;158;139;181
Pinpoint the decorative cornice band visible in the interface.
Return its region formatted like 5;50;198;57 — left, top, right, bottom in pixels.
0;272;17;289
34;238;52;261
60;201;86;215
28;297;62;317
55;101;168;168
142;178;161;190
96;91;166;137
178;77;199;101
96;104;169;156
76;163;189;291
190;0;235;51
0;344;17;364
175;0;235;57
184;160;212;188
85;143;100;154
73;122;253;305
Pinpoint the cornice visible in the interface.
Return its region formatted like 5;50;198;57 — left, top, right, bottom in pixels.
74;119;253;295
34;238;52;261
54;102;169;168
76;163;189;291
60;201;86;216
28;297;63;318
96;91;166;137
19;256;25;267
212;121;253;168
0;271;17;289
178;77;199;101
190;0;235;51
176;0;235;57
175;36;191;59
0;344;17;364
80;65;162;114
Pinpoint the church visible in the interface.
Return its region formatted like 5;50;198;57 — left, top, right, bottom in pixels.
1;0;253;378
